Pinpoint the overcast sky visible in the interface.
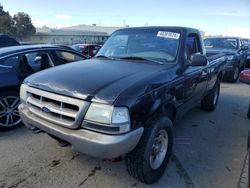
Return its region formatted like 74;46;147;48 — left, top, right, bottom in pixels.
1;0;250;37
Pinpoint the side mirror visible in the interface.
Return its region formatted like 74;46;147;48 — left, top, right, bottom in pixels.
241;45;249;51
190;54;207;66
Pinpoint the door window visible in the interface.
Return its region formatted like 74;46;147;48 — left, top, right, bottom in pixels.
25;52;53;72
1;56;19;67
186;34;202;60
1;55;34;78
53;50;85;65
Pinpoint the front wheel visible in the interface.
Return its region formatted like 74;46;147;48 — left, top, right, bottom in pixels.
228;66;240;83
126;117;173;184
0;91;22;131
201;81;220;111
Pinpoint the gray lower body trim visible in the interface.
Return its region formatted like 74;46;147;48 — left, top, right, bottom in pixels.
19;104;144;158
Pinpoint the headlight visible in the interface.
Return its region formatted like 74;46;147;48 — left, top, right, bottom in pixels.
84;103;130;133
227;55;235;61
20;84;28;104
85;103;113;124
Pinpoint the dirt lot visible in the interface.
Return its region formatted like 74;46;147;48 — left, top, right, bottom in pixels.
0;82;249;188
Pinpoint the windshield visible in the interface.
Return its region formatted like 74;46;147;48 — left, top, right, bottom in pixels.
97;29;180;62
71;45;85;53
204;38;239;50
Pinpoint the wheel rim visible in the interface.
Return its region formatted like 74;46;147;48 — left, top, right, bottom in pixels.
150;129;168;170
233;67;239;80
213;85;219;105
0;96;21;127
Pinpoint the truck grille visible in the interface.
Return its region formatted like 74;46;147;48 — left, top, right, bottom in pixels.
25;86;90;129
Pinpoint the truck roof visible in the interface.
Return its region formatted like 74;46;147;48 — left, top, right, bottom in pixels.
115;26;199;34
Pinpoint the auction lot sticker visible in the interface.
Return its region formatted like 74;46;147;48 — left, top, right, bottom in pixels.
157;31;180;39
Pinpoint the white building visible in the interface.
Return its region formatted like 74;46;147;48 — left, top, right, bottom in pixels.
23;25;122;45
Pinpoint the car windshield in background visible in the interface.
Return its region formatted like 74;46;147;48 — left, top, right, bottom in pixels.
97;29;180;63
71;45;82;53
204;38;239;50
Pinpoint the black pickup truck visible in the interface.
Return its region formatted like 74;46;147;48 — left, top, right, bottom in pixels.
204;37;249;82
19;27;226;184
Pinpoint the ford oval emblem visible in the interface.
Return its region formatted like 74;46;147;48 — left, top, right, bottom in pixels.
41;106;50;113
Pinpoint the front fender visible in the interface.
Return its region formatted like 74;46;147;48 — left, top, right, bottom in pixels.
128;87;176;129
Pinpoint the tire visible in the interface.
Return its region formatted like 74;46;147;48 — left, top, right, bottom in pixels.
247;102;250;120
228;66;240;83
201;80;220;111
126;116;173;184
0;91;22;131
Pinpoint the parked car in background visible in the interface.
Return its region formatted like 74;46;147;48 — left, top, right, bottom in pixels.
242;38;250;46
0;45;86;130
19;27;226;183
239;69;250;119
246;50;250;68
243;40;250;68
71;44;101;58
0;34;20;48
242;38;250;67
204;37;249;82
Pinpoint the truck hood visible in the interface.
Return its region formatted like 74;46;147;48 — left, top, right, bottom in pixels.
24;58;170;104
206;48;237;56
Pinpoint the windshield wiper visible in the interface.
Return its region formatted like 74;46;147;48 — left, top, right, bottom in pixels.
119;56;164;65
95;55;115;60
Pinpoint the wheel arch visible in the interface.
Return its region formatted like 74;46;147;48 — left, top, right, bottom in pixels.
0;85;20;95
148;99;177;123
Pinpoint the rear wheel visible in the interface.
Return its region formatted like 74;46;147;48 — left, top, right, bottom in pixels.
201;81;220;111
126;116;173;184
0;91;22;131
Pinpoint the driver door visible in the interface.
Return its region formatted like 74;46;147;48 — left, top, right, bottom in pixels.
182;33;209;107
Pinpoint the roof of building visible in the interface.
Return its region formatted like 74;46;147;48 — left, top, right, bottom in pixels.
36;25;122;36
36;29;108;36
64;24;122;35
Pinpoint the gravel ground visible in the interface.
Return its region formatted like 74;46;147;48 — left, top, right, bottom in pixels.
0;82;249;188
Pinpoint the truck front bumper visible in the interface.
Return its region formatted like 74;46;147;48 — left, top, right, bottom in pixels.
19;104;144;158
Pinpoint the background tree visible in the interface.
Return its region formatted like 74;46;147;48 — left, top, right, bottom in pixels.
0;4;14;35
13;12;36;39
0;4;36;39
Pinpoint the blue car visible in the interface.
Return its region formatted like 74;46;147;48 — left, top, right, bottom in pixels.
0;45;86;130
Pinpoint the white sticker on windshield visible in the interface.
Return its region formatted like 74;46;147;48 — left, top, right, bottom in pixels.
157;31;180;39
